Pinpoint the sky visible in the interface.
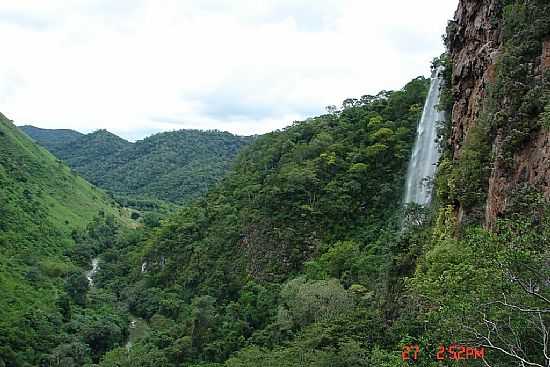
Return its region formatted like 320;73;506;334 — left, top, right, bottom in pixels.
0;0;458;141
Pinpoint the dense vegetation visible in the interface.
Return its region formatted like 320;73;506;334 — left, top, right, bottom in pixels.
19;125;83;152
0;75;430;365
83;77;432;366
21;127;252;210
0;115;130;365
3;2;548;365
91;59;547;365
491;0;550;159
88;2;549;363
425;1;550;365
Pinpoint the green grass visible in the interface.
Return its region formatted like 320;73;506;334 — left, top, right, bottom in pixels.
2;118;121;229
0;113;125;341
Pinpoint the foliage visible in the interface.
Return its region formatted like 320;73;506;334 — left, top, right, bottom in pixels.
277;277;354;328
489;0;550;161
78;77;430;366
21;126;253;208
448;123;492;211
19;125;83;151
0;119;97;363
6;6;549;364
409;197;549;366
0;114;132;366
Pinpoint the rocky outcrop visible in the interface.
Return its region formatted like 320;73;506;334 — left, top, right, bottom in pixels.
239;223;319;281
486;131;550;224
448;0;550;227
447;0;501;158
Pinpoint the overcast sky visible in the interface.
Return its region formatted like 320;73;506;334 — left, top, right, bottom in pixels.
0;0;458;140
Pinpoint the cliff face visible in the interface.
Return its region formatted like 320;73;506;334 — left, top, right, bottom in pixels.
448;0;550;227
448;0;501;155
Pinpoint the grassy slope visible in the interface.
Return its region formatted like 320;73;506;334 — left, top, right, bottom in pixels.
3;119;121;230
0;113;122;323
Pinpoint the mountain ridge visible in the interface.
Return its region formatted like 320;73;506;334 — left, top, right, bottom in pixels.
20;125;254;207
19;125;83;151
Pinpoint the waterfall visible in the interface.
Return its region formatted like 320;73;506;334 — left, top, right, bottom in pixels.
86;258;99;287
404;68;445;205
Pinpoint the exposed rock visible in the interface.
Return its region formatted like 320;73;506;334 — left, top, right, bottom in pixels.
449;0;550;227
486;131;550;224
239;223;320;281
448;0;501;158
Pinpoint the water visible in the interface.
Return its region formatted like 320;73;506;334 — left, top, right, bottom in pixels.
126;316;148;350
84;258;146;349
83;257;147;350
86;258;99;287
126;318;137;350
404;68;445;205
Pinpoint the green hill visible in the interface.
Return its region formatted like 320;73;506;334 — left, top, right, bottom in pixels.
19;125;83;152
2;117;122;236
45;129;133;180
0;113;125;364
21;127;253;208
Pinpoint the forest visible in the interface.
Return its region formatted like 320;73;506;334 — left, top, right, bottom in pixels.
20;126;252;211
1;0;549;366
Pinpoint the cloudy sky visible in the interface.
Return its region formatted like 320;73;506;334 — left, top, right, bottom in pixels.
0;0;458;140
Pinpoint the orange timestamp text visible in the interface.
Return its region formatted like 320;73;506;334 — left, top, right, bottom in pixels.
402;344;485;362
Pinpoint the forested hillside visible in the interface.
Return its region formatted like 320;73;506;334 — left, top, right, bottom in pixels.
85;1;548;364
89;77;432;366
19;125;83;152
1;76;431;366
0;114;132;365
21;126;252;209
2;1;549;366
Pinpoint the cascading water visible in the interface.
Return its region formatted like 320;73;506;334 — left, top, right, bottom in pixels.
404;68;445;205
86;257;99;287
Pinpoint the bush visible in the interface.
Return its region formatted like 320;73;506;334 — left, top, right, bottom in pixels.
278;277;354;328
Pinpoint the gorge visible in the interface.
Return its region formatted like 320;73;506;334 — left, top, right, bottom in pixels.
0;1;548;366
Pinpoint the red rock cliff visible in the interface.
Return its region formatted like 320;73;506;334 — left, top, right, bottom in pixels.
448;0;550;227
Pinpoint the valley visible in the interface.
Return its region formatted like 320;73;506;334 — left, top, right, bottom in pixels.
0;1;549;366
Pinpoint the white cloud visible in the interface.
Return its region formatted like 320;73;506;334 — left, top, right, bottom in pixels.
0;0;458;140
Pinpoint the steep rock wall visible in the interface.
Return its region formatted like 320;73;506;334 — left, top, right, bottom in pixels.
448;0;501;156
448;0;550;227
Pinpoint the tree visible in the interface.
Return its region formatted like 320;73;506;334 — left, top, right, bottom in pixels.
82;317;124;361
278;277;354;328
100;344;170;367
65;271;89;306
325;105;338;115
56;294;72;322
45;342;92;367
469;213;550;367
190;295;218;347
